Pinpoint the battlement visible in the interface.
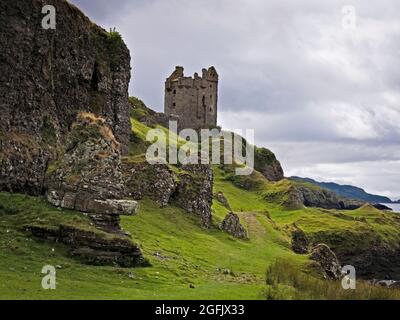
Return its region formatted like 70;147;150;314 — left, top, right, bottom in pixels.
164;66;218;131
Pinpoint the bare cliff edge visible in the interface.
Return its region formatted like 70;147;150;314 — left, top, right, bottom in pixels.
0;0;131;195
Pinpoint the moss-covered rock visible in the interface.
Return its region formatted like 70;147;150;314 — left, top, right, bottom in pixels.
254;147;284;182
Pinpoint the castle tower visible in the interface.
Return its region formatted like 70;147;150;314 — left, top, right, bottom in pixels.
164;66;218;131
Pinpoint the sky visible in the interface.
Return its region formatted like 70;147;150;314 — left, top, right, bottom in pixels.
70;0;400;200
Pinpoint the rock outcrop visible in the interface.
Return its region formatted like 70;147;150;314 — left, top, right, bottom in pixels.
0;0;132;195
173;164;214;228
123;159;214;227
254;147;284;182
122;161;177;207
129;97;169;128
27;224;146;267
310;244;342;280
46;113;136;233
221;213;248;239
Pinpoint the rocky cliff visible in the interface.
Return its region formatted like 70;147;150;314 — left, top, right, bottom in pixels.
0;0;131;195
0;0;142;267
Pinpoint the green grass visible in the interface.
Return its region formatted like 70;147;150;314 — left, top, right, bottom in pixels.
1;105;400;300
0;192;306;300
265;259;400;300
1;186;399;300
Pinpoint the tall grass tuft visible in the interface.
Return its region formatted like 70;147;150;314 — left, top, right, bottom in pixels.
265;259;400;300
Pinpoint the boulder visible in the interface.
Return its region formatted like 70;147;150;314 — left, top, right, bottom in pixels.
310;244;342;280
90;199;139;215
221;213;248;239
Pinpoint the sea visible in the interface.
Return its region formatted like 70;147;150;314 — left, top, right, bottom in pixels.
381;203;400;213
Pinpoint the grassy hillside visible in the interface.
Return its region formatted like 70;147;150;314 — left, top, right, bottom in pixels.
1;99;400;300
0;192;305;299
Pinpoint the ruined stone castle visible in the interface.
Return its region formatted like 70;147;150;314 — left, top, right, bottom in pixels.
164;66;218;130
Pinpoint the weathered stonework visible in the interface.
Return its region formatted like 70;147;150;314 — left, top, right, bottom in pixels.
165;66;218;131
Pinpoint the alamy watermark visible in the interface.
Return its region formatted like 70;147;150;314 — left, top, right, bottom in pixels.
41;5;56;30
342;5;357;30
41;265;56;290
341;265;356;290
146;121;254;176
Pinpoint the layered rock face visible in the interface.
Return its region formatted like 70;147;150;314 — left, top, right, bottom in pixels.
0;0;131;195
173;164;214;228
122;161;177;207
46;113;137;233
122;160;214;228
28;224;146;267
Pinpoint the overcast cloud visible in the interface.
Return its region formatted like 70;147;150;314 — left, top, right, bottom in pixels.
71;0;400;200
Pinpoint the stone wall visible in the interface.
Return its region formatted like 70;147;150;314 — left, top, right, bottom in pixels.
164;66;218;131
